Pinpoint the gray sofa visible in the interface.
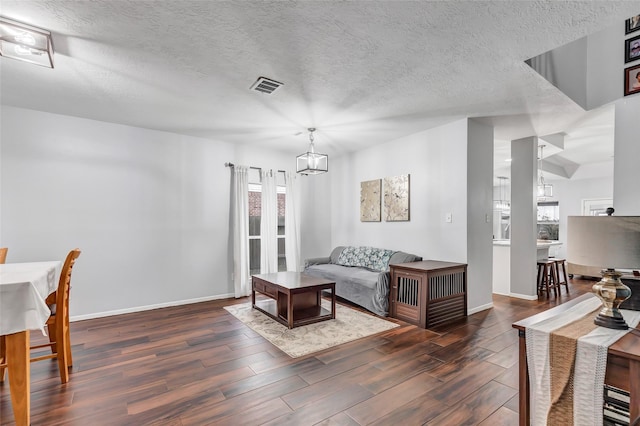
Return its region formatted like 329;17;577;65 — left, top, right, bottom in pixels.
303;246;422;316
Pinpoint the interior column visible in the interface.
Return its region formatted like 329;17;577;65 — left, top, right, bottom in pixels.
510;136;538;298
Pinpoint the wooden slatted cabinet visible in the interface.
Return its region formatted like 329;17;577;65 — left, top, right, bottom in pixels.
389;260;467;328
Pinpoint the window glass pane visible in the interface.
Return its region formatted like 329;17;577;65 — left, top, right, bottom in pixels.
277;192;285;236
278;237;286;272
247;183;287;273
248;169;261;184
249;191;261;236
249;239;261;275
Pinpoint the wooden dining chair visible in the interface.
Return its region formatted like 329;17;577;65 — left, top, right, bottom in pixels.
29;248;81;384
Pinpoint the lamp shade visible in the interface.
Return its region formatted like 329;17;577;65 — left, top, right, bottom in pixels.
0;17;54;68
567;216;640;271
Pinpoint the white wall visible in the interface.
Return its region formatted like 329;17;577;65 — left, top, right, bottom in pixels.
327;118;494;312
526;37;588;109
0;106;328;318
528;21;633;110
586;24;624;109
299;172;333;265
328;119;469;262
613;95;640;215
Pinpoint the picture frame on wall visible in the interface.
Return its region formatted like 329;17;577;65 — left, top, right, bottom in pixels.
625;34;640;63
360;179;381;222
626;15;640;35
384;174;410;222
624;63;640;96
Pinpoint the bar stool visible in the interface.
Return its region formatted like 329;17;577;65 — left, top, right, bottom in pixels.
553;258;569;294
537;259;558;297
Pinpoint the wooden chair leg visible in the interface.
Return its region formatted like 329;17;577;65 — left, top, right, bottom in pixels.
57;350;69;384
47;322;57;354
0;335;6;382
65;321;73;367
56;327;69;384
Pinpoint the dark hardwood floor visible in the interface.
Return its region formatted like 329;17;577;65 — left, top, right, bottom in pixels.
1;277;597;425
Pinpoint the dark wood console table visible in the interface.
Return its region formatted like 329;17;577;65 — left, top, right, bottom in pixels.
512;293;640;426
389;260;467;328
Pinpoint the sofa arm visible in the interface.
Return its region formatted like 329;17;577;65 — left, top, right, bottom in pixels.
304;257;331;268
372;271;391;316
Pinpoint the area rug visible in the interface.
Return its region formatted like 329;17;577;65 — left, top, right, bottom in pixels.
224;301;399;358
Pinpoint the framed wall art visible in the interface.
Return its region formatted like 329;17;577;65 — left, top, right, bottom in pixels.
624;63;640;96
625;34;640;63
360;179;381;222
384;174;410;222
626;15;640;35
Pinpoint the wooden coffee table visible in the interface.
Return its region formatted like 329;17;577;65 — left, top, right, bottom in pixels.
251;272;336;329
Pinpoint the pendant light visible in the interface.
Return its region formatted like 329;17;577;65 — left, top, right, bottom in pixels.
537;145;552;199
296;128;328;175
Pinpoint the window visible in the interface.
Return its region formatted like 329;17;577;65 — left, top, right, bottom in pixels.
581;198;613;216
248;183;286;275
537;201;559;240
537;201;559;222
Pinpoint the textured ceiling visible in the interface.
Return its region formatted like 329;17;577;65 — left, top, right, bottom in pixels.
0;1;637;161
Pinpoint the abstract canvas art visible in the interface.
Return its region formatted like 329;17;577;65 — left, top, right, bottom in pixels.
360;179;381;222
384;174;410;221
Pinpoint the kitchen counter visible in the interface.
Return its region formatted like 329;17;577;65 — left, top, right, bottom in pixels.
492;240;563;296
493;239;561;259
492;239;562;248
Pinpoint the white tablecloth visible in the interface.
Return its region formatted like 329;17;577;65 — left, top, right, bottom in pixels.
0;261;62;336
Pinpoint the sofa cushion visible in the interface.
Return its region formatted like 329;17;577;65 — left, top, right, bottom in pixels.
305;264;380;290
336;246;395;272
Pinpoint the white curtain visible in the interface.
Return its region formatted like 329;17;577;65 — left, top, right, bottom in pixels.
231;165;251;297
284;172;301;272
260;170;278;273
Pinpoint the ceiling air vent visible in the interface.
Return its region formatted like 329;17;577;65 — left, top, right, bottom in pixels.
250;76;283;94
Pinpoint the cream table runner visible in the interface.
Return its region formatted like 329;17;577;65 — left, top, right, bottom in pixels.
526;295;640;426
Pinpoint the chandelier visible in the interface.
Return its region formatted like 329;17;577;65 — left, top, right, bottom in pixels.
296;128;328;175
537;145;552;199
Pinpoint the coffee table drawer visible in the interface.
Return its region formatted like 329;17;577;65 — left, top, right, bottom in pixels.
253;279;277;298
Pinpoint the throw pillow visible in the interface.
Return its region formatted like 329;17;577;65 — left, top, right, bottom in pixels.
336;246;395;271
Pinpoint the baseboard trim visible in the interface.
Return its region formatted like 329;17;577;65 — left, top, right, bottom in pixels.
70;293;236;322
468;302;493;315
509;292;539;301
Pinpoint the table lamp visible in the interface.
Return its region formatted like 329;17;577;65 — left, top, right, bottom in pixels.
567;216;640;330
